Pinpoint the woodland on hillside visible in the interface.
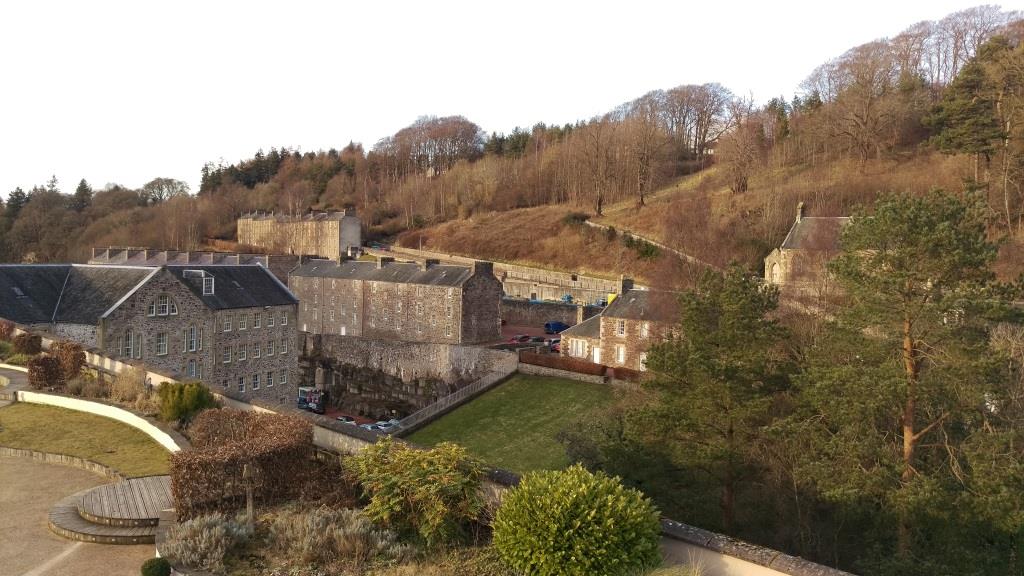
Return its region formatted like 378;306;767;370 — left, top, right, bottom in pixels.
1;6;1021;278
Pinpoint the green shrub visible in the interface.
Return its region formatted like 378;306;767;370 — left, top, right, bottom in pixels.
12;333;41;355
27;355;64;390
160;512;251;574
159;381;219;423
268;505;411;566
348;437;485;548
4;353;32;366
493;464;661;576
140;557;171;576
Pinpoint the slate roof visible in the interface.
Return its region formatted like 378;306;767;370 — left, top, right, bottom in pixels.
164;266;297;310
291;259;474;287
0;265;154;325
780;217;850;251
602;289;677;322
89;248;281;267
559;314;600;340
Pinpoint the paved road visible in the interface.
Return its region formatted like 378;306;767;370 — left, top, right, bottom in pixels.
0;456;154;576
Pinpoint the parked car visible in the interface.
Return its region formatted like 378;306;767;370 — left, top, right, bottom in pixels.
360;423;382;431
509;334;531;343
544;321;570;334
377;420;401;433
547;338;561;350
335;415;355;424
529;336;547;344
550;341;561;353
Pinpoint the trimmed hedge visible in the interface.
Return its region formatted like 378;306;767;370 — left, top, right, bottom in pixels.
0;320;13;341
13;333;41;355
520;351;607;376
27;355;64;390
609;366;643;382
493;464;661;576
50;341;85;381
140;557;171;576
170;409;313;519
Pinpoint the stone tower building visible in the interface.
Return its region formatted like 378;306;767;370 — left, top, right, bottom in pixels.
237;209;362;260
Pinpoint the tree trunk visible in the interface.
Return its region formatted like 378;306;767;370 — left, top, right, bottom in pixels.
899;309;918;556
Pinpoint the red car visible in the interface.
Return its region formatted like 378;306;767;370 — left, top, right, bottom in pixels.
508;334;531;343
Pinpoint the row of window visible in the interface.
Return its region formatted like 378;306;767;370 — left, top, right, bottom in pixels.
566;339;648;371
230;371;288;393
223;311;288;332
147;295;178;317
117;325;203;358
222;339;289;363
613;319;650;338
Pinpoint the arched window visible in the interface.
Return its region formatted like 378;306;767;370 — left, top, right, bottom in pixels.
770;262;780;284
149;295;178;317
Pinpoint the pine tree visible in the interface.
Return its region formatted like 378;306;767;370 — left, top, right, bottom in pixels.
71;179;92;212
5;187;27;220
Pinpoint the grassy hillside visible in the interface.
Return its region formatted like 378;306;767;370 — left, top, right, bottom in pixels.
402;152;1024;282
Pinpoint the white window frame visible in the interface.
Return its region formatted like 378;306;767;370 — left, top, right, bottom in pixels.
267;340;274;356
238;314;247;330
187;359;198;378
202;276;215;295
222;346;231;363
640;352;648;372
266;371;274;387
238;345;247;361
267;313;275;327
617;319;626;337
253;343;261;358
238;377;245;393
641;322;649;338
616;345;626;364
254;312;261;328
223;317;232;332
156;332;168;356
280;370;288;385
157;295;170;316
186;325;199;352
280;338;288;354
281;312;287;326
147;302;156;317
252;374;260;390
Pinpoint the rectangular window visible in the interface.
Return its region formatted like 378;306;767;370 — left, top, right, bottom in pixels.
158;295;169;316
147;302;156;317
170;302;177;315
222;346;231;363
445;324;452;338
639;352;648;372
267;313;275;327
280;338;288;354
156;332;168;356
281;312;287;326
330;309;335;321
238;345;247;361
267;340;274;355
238;377;245;393
122;331;133;357
254;343;261;358
186;326;198;352
266;371;274;387
280;370;288;385
238;314;247;330
203;276;215;295
252;374;260;390
254;313;261;328
616;345;626;364
616;319;626;337
223;317;232;332
640;322;649;338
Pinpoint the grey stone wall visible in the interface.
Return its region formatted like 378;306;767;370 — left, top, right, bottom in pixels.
460;265;503;344
209;306;298;404
517;362;607;384
51;323;98;349
300;334;516;418
500;299;601;328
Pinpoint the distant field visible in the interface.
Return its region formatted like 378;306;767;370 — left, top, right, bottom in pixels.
0;403;170;477
407;374;616;473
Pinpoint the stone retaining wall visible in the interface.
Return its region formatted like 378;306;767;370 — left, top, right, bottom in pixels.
517;362;608;384
0;446;126;480
499;299;601;328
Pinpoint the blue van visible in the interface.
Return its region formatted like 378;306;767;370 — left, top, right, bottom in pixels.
544;321;570;334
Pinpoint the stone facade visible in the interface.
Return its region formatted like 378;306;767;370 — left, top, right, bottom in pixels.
561;288;675;371
290;259;502;345
300;333;516;418
499;299;601;328
237;209;362;260
96;268;299;403
763;203;848;309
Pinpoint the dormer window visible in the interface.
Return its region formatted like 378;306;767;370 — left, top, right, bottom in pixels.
203;276;215;295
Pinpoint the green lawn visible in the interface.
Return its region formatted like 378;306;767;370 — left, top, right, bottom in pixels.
0;403;170;477
408;374;616;473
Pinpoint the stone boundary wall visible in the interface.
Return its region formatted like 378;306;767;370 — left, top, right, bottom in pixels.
500;299;601;328
0;446;126;481
15;390;183;452
517;362;607;385
394;370;515;436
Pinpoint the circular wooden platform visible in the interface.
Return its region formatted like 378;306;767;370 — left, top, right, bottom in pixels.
77;476;172;527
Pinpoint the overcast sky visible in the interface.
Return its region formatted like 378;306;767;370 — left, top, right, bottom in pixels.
1;0;1020;199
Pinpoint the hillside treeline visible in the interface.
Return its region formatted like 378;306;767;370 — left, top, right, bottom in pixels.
0;5;1019;266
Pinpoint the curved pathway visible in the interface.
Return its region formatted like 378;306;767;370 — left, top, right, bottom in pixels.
0;456;153;576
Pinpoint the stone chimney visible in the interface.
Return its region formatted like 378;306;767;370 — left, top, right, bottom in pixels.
421;258;440;271
796;201;805;223
377;257;394;269
472;261;494;277
576;305;585;325
619;275;634;294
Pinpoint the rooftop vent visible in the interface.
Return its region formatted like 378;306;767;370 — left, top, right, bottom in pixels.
183;269;206;279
